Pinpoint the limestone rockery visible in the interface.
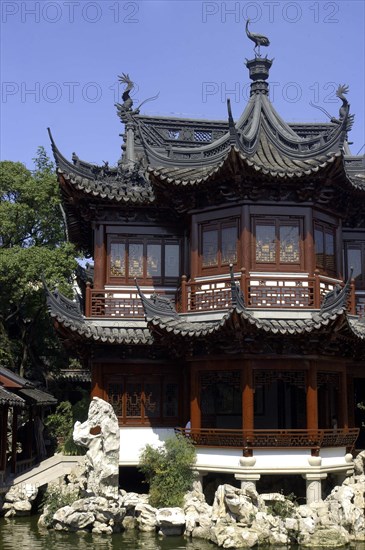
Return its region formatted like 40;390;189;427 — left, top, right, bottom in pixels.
34;451;365;549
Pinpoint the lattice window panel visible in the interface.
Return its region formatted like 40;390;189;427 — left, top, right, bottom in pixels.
200;371;241;416
126;382;142;417
194;130;212;142
166;129;180;140
317;372;340;390
107;383;123;417
163;382;179;417
144;382;161;418
254;370;305;389
356;295;365;317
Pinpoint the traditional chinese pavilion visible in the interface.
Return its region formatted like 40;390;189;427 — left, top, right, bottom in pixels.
46;29;365;502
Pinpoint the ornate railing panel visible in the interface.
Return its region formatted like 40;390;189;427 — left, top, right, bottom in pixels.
187;279;233;312
248;277;314;308
85;272;355;317
89;290;144;318
174;428;359;453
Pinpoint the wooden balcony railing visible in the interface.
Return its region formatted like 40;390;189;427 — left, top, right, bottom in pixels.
174;427;359;455
85;271;356;318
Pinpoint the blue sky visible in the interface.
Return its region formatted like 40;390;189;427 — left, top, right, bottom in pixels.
1;0;364;168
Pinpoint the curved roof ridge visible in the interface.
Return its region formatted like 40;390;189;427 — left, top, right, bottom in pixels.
259;99;347;159
239;94;263;144
261;94;304;140
48;128;99;180
136;118;231;166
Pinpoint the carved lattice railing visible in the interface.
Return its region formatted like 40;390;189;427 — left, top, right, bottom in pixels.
85;272;356;317
174;427;359;454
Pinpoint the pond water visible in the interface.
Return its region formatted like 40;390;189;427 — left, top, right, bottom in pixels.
1;517;365;550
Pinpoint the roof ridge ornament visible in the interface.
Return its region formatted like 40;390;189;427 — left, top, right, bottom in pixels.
135;279;180;320
115;73;160;124
309;84;355;135
229;264;246;310
319;268;353;314
245;19;270;57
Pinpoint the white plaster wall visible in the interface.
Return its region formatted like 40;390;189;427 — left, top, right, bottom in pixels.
196;448;242;469
253;449;310;469
118;428;352;477
119;427;175;464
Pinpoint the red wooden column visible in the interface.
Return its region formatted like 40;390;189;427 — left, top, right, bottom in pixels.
190;364;201;430
0;406;8;471
306;361;318;430
242;361;254;430
91;364;104;399
11;408;18;474
94;224;106;288
338;368;348;429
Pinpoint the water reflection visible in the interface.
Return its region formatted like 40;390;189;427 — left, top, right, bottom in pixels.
0;517;217;550
1;517;365;550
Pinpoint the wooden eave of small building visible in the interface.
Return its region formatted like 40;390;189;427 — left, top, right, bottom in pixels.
0;386;26;408
0;367;57;407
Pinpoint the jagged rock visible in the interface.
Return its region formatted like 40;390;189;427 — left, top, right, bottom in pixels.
297;504;314;517
211;484;263;524
184;490;212;539
298;525;350;547
54;508;95;531
135;502;158;532
156;507;185;535
3;483;38;517
92;520;113;534
73;396;120;498
122;491;149;510
299;515;317;536
211;522;258;548
326;476;365;540
122;515;138;530
251;512;289;545
354;451;365;475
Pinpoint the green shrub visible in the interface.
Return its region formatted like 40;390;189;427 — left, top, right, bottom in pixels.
41;484;79;526
139;434;196;508
267;492;297;518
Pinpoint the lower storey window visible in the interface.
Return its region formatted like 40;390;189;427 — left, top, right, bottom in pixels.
107;375;179;425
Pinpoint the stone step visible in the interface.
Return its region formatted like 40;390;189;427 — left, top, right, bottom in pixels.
8;455;84;489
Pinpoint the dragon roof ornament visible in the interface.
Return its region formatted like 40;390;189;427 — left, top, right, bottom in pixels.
115;73;159;123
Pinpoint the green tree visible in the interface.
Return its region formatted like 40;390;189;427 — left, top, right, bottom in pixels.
0;148;79;381
139;435;196;507
44;390;89;455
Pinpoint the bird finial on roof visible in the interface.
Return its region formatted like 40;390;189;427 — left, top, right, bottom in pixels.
245;19;270;57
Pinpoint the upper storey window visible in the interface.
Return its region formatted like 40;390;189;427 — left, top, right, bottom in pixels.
254;218;301;269
108;236;180;284
200;219;239;274
314;223;336;276
345;241;365;289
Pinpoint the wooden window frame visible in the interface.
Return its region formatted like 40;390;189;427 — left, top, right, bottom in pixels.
199;218;240;276
107;236;181;285
252;217;303;271
106;374;180;427
314;222;336;276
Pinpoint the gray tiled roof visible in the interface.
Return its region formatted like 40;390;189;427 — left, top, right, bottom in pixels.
0;386;25;408
45;285;154;345
17;388;57;406
148;305;365;340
